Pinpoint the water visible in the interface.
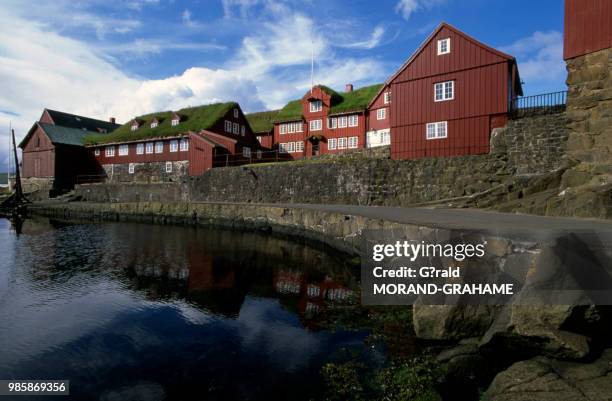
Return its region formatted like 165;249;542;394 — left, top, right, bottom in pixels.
0;218;380;401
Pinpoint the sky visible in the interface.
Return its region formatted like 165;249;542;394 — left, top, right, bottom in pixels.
0;0;566;171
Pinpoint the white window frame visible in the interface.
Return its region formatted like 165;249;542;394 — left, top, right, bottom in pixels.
105;146;115;157
287;142;295;153
295;122;303;132
328;117;337;129
309;119;322;131
169;140;179;152
348;115;358;127
384;91;391;104
437;38;450;55
94;148;100;156
180;138;189;151
171;118;179;126
279;143;288;153
280;124;286;134
288;123;295;133
145;142;154;154
426;121;448;140
128;163;135;174
165;162;172;173
232;122;239;135
348;136;358;149
338;116;348;128
434;80;454;102
310;100;322;113
225;120;232;133
150;121;158;128
136;143;144;155
256;150;262;159
328;138;337;150
130;124;138;132
233;108;239;118
243;147;251;157
295;141;304;152
155;141;164;154
118;144;129;156
338;137;347;149
377;108;386;120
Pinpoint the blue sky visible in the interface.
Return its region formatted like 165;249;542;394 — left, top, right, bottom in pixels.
0;0;566;170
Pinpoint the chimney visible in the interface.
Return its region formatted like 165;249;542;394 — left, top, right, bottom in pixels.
109;117;116;124
345;83;353;93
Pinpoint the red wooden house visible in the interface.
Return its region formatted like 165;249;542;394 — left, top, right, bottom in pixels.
245;110;278;150
563;0;612;60
387;22;522;160
85;102;261;180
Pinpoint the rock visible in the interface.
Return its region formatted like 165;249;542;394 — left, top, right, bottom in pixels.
483;349;612;401
413;305;500;340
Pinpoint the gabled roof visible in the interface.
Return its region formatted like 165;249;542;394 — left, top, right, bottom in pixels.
84;102;238;145
42;123;99;146
245;110;280;133
44;109;120;132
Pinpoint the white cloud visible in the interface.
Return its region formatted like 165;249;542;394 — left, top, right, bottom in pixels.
99;39;226;58
342;26;386;49
395;0;446;20
181;9;201;28
222;0;262;19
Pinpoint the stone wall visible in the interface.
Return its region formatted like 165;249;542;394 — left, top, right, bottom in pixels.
103;161;188;184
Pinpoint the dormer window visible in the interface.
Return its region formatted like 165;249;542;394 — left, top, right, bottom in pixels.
310;100;322;113
437;38;450;55
171;112;180;126
150;120;158;129
130;121;139;131
171;118;179;126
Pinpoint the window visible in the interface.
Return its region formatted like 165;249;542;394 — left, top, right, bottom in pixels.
151;121;158;128
145;142;154;154
426;121;448;139
384;91;391;104
165;162;172;173
257;136;263;143
136;143;144;155
130;124;138;132
381;131;391;145
232;122;239;135
434;81;454;101
348;136;358;148
128;163;135;174
287;142;295;153
171;118;179;126
280;124;286;134
241;125;245;136
328;138;337;150
310;100;322;112
295;141;304;152
225;120;232;133
118;144;129;156
170;140;179;152
256;150;262;159
338;116;348;128
105;146;115;157
180;138;189;151
94;148;100;156
328;117;337;129
437;38;450;55
233;108;239;118
243;147;251;157
279;143;288;153
155;141;164;153
338;137;347;149
377;108;386;120
348;115;358;127
288;123;295;133
294;122;303;132
309;119;322;131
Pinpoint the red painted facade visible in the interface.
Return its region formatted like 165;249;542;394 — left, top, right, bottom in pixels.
388;23;521;160
22;125;55;178
564;0;612;60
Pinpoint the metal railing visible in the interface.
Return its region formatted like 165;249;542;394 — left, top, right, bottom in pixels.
511;90;567;117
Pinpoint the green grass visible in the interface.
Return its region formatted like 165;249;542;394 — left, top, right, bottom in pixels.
273;99;303;123
245;110;279;133
84;102;238;145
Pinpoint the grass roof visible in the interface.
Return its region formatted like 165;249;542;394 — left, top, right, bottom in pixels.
273;83;384;123
245;110;279;133
84;102;237;145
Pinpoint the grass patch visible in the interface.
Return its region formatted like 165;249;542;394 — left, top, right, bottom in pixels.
245;110;279;133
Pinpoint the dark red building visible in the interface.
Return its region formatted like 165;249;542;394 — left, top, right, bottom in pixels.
245;110;278;150
564;0;612;60
388;23;522;160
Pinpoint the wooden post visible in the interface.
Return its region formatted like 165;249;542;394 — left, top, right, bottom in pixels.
11;129;23;201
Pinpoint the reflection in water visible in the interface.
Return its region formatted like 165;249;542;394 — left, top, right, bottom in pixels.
0;218;373;401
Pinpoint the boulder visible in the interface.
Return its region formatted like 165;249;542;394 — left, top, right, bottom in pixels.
413;305;500;340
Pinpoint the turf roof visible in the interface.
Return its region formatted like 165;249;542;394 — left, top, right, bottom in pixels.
273;84;384;123
245;110;279;133
84;102;237;145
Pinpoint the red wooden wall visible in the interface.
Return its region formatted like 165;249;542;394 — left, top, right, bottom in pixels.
564;0;612;60
93;136;190;165
21;125;55;178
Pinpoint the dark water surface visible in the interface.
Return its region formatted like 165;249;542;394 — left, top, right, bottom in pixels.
0;218;380;401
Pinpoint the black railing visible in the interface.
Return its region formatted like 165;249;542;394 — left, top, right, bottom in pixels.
511;90;567;117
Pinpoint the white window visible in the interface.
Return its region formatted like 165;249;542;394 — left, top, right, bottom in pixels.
128;163;135;174
328;117;337;129
295;141;304;152
279;143;288;153
170;140;178;152
145;142;154;154
151;121;158;128
105;146;115;157
243;147;251;157
382;131;391;145
287;142;295;153
232;122;239;135
155;141;163;153
310;100;322;112
384;91;391;104
348;136;358;148
171;118;179;126
180;138;189;151
136;143;144;155
233;108;239;118
225;120;232;133
328;138;337;150
426;121;448;139
437;38;450;55
348;115;358;127
256;136;263;143
295;122;303;132
309;119;322;131
165;162;172;173
94;148;100;156
256;150;262;159
118;144;129;156
434;81;454;101
130;124;138;132
288;123;295;133
338;137;347;149
338;116;348;128
377;108;386;120
241;125;245;136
